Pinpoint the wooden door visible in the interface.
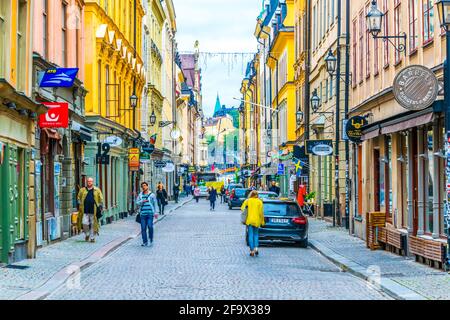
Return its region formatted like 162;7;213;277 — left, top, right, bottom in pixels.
374;149;380;211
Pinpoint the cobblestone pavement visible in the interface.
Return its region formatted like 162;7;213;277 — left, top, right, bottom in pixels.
309;219;450;300
46;200;390;300
0;199;186;300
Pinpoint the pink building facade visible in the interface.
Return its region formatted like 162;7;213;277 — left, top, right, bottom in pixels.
31;0;91;249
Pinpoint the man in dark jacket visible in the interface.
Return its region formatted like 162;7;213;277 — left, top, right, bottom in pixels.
173;183;180;203
269;181;280;196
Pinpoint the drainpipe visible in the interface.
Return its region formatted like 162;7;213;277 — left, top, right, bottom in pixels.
344;0;351;230
334;0;342;227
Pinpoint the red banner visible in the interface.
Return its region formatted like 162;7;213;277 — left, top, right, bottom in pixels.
39;102;69;128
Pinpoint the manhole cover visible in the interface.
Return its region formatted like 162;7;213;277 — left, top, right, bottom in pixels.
4;265;30;270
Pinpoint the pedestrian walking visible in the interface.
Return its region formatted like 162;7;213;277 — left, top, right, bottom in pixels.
220;186;226;204
249;182;257;191
209;187;218;211
269;181;281;196
173;183;180;203
241;190;265;257
136;182;157;247
156;184;168;215
77;177;104;243
191;182;195;196
193;185;201;203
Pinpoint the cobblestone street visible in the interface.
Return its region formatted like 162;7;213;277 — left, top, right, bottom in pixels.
45;199;390;300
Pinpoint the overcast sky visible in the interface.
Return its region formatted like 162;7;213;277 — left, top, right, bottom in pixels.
173;0;262;117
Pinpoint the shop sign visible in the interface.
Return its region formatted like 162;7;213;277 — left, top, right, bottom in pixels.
40;68;79;87
393;65;439;111
162;162;175;173
103;136;123;148
188;166;196;173
345;116;368;143
96;143;111;165
140;152;151;163
128;148;140;171
142;142;155;154
39;102;69;129
277;164;285;175
306;140;334;156
154;160;168;168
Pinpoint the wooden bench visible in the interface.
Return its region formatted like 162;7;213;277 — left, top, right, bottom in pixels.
409;236;447;269
366;212;386;250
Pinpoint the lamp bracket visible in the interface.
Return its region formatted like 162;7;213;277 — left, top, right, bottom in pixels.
373;32;407;53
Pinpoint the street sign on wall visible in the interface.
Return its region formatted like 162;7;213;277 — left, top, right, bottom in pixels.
277;164;285;175
306;140;334;156
39;102;69;129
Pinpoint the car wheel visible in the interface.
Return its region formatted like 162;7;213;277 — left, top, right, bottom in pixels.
297;238;308;248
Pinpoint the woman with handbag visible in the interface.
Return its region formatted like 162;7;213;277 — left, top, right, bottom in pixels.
156;184;168;215
241;191;265;257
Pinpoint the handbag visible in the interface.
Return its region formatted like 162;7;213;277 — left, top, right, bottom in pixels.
95;200;103;220
241;208;248;225
135;213;141;224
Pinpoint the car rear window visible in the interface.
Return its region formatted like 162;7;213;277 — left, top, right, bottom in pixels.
235;189;247;197
263;203;301;217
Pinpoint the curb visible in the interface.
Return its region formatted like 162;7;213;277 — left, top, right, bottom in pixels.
309;240;428;300
15;197;193;300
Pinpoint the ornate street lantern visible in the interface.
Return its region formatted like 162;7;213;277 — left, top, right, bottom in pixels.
366;0;383;37
130;94;138;109
436;0;450;29
149;110;156;126
311;89;321;113
324;49;337;76
296;110;304;126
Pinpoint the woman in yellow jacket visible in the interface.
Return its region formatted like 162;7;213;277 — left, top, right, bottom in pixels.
241;190;265;257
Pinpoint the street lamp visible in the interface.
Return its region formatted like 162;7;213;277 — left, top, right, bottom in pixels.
437;0;450;28
366;0;406;52
325;49;338;76
130;94;138;109
296;110;304;126
149;110;156;126
311;89;321;113
366;0;383;37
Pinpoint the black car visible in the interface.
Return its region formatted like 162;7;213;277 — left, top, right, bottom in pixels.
246;199;309;248
228;188;249;209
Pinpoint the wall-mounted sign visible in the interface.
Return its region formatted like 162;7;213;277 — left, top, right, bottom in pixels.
154;160;168;168
103;136;123;148
162;162;175;173
140;152;151;163
188;166;197;173
346;116;368;143
393;65;439;111
96;143;111;165
128;148;140;171
306;140;334;156
39;102;69;128
277;164;285;175
142;142;155;154
40;68;79;87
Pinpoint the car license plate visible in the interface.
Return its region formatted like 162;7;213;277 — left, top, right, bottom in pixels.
270;218;289;224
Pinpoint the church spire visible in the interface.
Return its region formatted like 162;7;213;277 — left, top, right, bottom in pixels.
214;93;221;116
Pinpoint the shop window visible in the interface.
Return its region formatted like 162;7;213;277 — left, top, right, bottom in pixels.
357;145;363;216
423;0;434;45
374;148;382;211
400;133;409;228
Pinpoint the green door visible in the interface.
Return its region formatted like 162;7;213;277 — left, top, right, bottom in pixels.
0;143;5;262
8;146;19;254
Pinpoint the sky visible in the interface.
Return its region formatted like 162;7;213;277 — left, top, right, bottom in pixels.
172;0;263;117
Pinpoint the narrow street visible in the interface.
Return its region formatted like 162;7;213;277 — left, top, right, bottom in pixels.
46;199;390;300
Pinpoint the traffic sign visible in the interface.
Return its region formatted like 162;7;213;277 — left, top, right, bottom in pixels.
277;164;285;175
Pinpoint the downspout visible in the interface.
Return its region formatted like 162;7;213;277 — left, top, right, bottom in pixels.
304;0;311;141
344;0;351;230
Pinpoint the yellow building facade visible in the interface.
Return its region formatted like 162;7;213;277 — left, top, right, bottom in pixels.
83;0;146;221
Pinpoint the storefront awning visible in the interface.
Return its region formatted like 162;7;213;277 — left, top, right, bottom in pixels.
72;121;93;142
380;112;434;135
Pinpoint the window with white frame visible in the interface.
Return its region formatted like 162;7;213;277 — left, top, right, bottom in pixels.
0;0;7;77
279;101;287;145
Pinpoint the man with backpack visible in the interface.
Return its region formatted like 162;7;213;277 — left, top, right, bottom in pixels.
136;182;158;247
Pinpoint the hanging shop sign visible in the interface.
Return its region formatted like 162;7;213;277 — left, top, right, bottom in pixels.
142;142;155;154
39;102;69;128
346;116;369;143
154;160;168;168
40;68;79;87
140;152;151;163
162;162;175;173
188;166;197;173
277;164;285;175
103;136;123;148
306;140;334;156
96;143;111;165
128;148;140;171
393;65;439;111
